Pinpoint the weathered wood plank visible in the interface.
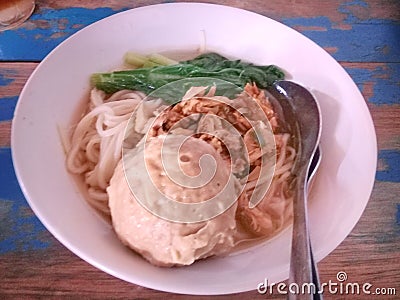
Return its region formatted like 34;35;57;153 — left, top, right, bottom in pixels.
342;62;400;105
0;63;37;145
1;105;396;150
0;182;398;299
1;62;398;149
0;63;37;97
0;121;11;147
0;63;37;125
1;0;399;295
36;0;400;21
1;1;399;62
370;105;400;150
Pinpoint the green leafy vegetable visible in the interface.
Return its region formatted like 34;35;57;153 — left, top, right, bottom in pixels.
91;52;285;102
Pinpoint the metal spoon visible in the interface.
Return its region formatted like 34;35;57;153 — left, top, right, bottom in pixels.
307;147;322;300
308;147;321;183
268;80;322;300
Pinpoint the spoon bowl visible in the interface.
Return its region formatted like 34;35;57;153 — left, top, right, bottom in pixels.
272;80;321;169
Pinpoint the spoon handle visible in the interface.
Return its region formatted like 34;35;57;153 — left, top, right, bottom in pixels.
288;170;313;300
310;245;323;299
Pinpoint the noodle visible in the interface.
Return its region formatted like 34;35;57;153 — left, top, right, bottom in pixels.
66;89;145;214
66;80;296;250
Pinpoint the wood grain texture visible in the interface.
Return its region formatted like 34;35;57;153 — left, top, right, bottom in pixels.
1;63;398;150
0;183;398;299
0;0;399;299
0;63;37;97
0;121;11;147
0;63;37;146
1;1;399;62
35;0;400;21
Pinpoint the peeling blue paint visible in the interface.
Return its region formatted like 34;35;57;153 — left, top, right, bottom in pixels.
376;150;400;182
0;7;124;61
0;96;18;122
0;148;49;254
342;0;368;8
0;148;397;254
344;63;400;105
0;148;25;200
282;16;400;63
339;0;369;24
0;6;399;62
281;1;400;62
0;73;14;86
0;0;398;259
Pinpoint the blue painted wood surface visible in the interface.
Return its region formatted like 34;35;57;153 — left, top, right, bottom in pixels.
0;149;49;254
0;2;398;252
0;0;399;297
0;2;399;62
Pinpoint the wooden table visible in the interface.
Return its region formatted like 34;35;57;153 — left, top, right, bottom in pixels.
1;1;399;299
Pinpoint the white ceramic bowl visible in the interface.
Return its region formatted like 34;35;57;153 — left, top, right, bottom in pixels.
12;3;377;295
